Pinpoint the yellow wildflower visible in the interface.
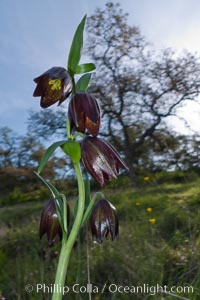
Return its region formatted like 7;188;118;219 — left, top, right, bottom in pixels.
144;176;150;181
135;202;141;206
149;218;156;224
146;207;152;213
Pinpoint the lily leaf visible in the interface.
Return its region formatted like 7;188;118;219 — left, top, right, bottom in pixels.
61;140;81;163
75;63;96;74
34;171;67;234
37;140;67;174
76;74;91;92
67;15;86;75
34;171;60;198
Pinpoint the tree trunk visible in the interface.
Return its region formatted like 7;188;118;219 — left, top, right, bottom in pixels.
126;159;137;186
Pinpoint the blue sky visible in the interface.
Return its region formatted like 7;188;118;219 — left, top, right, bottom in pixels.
0;0;200;135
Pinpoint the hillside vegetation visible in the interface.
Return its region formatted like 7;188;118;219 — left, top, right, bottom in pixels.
0;171;200;299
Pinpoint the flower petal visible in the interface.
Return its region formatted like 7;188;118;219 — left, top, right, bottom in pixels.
81;136;128;186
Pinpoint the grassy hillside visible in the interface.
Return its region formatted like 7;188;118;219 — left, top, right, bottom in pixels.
0;171;200;299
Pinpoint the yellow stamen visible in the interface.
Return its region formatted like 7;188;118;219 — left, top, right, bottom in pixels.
49;79;62;91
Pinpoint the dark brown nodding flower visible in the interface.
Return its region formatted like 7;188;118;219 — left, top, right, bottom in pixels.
68;92;101;136
33;66;72;108
90;198;119;243
81;136;128;186
39;199;70;246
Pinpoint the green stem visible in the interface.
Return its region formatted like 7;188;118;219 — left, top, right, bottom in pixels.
75;233;82;298
52;162;85;300
66;118;71;140
71;75;76;94
81;191;105;226
72;132;85;140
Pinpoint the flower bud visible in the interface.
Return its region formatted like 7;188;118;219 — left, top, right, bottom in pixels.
33;66;72;108
39;199;70;246
90;199;119;243
81;136;128;186
68;92;101;136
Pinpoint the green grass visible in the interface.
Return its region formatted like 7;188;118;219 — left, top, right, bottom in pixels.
0;171;200;299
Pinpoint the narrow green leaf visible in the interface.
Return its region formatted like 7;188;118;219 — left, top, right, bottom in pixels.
75;63;96;74
34;171;66;234
61;141;81;163
67;15;87;75
34;171;59;199
76;74;91;92
37;140;67;174
61;194;68;235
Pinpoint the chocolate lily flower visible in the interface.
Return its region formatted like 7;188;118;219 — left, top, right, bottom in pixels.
39;199;70;246
33;66;72;108
90;198;119;243
68;92;101;136
81;136;128;186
